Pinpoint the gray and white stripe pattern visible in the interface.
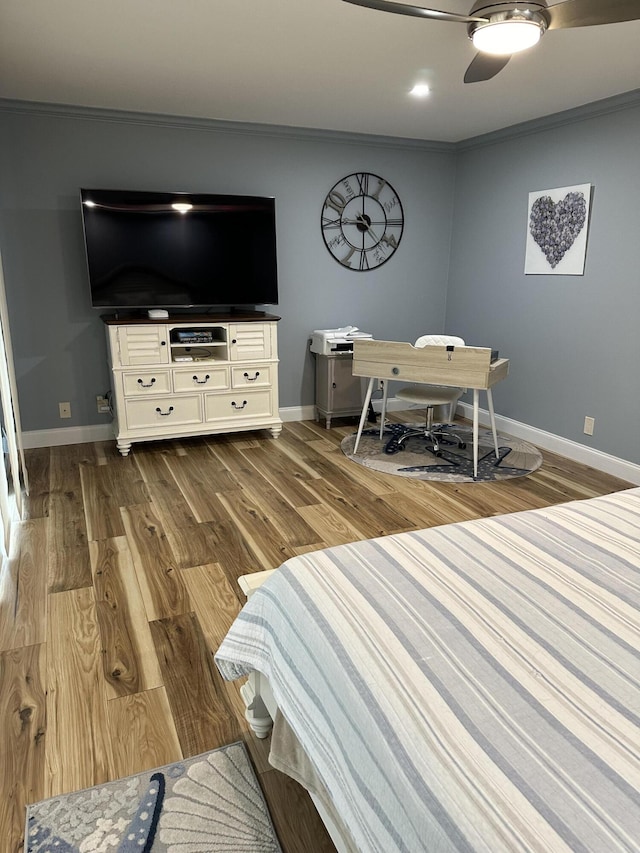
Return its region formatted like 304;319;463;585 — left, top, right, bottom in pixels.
216;488;640;852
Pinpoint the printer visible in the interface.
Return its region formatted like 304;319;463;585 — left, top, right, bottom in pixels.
310;325;373;356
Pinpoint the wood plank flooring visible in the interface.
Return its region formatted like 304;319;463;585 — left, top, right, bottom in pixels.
0;414;633;853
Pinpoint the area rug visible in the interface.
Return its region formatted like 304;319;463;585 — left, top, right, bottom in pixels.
25;742;281;853
342;423;543;483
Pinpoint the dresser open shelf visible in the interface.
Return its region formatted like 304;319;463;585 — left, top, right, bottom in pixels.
102;312;282;456
169;326;229;362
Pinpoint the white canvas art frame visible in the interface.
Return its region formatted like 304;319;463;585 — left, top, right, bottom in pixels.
525;183;592;275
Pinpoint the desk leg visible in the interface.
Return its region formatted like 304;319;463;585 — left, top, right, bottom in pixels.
486;389;499;458
473;389;479;479
354;378;375;453
379;380;389;440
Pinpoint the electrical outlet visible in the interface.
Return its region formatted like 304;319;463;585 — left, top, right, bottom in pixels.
59;401;71;419
96;395;110;413
583;416;595;436
376;379;385;392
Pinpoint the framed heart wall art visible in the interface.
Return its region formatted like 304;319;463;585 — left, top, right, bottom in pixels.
525;183;592;275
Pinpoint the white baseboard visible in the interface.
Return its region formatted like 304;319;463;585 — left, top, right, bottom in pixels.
280;404;316;422
456;401;640;486
22;403;640;486
22;409;318;446
279;399;406;424
22;423;114;448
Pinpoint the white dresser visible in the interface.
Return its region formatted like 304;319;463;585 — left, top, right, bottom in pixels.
102;312;282;456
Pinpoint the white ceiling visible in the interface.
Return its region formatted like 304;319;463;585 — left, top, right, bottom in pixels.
1;0;639;143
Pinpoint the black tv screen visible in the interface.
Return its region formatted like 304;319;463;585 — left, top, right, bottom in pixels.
80;188;278;309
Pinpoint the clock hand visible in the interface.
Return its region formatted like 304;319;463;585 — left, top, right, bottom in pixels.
348;213;379;233
342;214;381;243
357;215;380;242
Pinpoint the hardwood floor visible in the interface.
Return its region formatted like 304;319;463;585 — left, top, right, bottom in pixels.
0;415;633;853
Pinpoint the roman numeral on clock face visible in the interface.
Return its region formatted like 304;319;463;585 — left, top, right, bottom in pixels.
324;190;347;215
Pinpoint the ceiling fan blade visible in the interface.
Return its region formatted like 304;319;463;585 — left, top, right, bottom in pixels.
546;0;640;29
464;52;511;83
341;0;488;24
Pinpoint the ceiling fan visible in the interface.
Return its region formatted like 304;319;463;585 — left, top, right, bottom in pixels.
341;0;640;82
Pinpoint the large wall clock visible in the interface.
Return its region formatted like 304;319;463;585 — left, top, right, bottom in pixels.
321;172;404;271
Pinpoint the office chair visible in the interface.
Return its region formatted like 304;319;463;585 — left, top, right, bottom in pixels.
384;334;467;456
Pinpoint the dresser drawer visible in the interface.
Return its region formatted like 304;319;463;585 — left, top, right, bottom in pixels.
122;370;171;396
124;396;202;431
173;366;229;393
231;364;273;389
204;390;273;422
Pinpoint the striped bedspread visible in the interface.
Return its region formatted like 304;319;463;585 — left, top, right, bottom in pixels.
215;488;640;852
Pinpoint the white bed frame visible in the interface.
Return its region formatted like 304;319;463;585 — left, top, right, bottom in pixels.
238;571;351;853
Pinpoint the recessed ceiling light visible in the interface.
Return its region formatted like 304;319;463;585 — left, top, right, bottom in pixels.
409;83;430;98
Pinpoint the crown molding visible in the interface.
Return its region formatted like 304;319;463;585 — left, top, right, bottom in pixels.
2;88;638;156
0;97;455;154
454;88;640;152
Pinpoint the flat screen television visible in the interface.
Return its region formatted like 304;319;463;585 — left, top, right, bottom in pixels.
80;188;278;309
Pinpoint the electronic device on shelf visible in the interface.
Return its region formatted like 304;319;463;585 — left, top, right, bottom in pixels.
173;329;216;344
310;325;373;356
80;188;278;310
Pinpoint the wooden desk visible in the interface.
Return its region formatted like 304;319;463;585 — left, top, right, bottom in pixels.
352;339;509;479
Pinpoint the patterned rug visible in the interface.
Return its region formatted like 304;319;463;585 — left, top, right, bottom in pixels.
342;423;543;483
25;742;281;852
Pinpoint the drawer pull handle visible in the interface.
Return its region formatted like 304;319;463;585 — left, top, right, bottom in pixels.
138;378;156;388
192;374;210;384
392;366;400;375
231;400;248;410
244;371;260;381
155;406;174;416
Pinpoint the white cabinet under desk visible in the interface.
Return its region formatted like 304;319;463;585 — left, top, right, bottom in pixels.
102;312;282;456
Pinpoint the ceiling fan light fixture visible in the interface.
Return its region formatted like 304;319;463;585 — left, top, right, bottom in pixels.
472;18;543;55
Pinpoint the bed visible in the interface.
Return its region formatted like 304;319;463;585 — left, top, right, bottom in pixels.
215;488;640;852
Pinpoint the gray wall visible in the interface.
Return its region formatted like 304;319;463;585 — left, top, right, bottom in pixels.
445;96;640;463
1;94;639;465
0;103;456;431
